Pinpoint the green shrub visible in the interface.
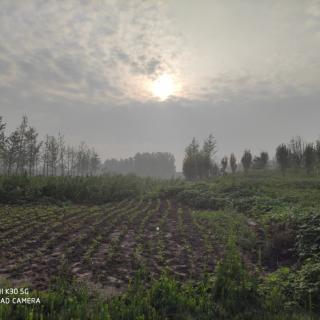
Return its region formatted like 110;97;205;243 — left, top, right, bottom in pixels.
211;237;260;319
0;277;111;320
293;259;320;312
0;174;166;204
259;267;296;312
296;211;320;260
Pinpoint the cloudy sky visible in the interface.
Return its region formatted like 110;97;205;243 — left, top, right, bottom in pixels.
1;0;320;169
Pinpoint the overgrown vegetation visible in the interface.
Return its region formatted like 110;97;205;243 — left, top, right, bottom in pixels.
1;238;319;319
0;174;174;204
1;164;320;318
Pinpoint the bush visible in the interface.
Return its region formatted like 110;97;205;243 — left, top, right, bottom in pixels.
259;260;320;314
259;267;296;312
293;259;320;312
211;237;260;319
0;277;111;320
296;211;320;260
0;174;164;204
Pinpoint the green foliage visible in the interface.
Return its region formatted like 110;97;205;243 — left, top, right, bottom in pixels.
0;277;111;320
241;149;253;173
1;246;318;320
259;260;320;314
259;267;296;311
296;211;320;260
192;210;257;253
183;135;217;180
294;259;320;312
212;237;260;318
1;171;320;319
160;172;320;213
0;174;168;204
177;189;227;209
109;275;200;320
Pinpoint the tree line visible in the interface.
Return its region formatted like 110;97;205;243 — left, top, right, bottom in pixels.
0;115;100;176
276;136;320;176
182;134;218;180
0;115;176;179
102;152;176;179
2;116;320;180
183;135;320;180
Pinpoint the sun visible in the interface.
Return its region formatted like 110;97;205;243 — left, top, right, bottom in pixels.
150;74;178;101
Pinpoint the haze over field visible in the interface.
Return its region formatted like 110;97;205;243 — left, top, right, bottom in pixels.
1;0;320;169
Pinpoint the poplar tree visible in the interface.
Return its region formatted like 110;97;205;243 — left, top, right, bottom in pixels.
241;150;252;173
25;126;42;175
230;153;237;174
0;117;6;173
304;143;316;175
276;144;290;176
288;136;304;170
183;137;200;180
221;156;228;175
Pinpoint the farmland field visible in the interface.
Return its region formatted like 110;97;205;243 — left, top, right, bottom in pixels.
0;173;320;319
0;199;221;292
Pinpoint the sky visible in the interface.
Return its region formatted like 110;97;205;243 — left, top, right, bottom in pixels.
1;0;320;170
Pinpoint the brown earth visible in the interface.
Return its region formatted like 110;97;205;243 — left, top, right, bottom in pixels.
0;200;216;294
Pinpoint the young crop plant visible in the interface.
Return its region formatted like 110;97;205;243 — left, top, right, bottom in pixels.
136;206;154;240
83;235;102;266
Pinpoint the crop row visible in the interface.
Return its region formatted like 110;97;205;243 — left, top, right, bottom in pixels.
0;199;224;290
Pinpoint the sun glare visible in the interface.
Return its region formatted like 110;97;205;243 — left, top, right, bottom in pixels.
151;74;178;101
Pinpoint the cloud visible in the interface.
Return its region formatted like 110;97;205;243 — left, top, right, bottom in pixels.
307;0;320;17
1;0;319;107
0;0;184;105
